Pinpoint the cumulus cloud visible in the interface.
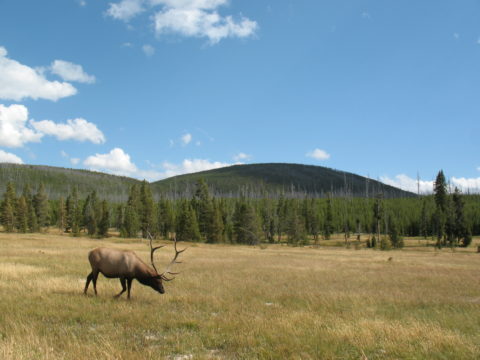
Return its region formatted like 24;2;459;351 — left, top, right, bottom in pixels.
161;158;231;177
233;152;251;162
181;133;192;145
0;104;43;147
142;44;155;56
381;174;480;194
106;0;258;43
30;118;105;144
84;148;138;175
450;177;480;192
50;60;95;84
0;149;23;164
153;6;258;44
106;0;145;20
380;174;434;194
306;148;331;161
0;47;77;101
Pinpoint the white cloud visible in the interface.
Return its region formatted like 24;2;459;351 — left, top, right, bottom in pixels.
0;47;77;101
0;150;23;164
233;152;251;162
181;133;192;145
82;147;165;181
106;0;258;44
0;104;43;147
450;177;480;192
161;158;231;178
84;148;138;175
50;60;95;84
380;174;434;194
30;118;106;144
154;6;257;44
78;0;87;7
381;174;480;194
106;0;145;20
142;44;155;56
306;148;331;161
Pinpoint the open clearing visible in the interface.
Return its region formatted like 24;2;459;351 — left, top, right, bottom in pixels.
0;233;479;359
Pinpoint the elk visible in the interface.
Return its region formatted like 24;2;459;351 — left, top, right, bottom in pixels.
84;236;186;299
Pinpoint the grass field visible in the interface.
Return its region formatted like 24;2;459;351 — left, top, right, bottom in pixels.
0;233;479;359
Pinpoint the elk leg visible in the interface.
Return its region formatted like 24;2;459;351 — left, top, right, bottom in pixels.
127;278;133;299
114;277;127;298
84;272;93;294
92;271;99;296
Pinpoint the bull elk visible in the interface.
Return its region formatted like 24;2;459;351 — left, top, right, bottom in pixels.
84;236;186;299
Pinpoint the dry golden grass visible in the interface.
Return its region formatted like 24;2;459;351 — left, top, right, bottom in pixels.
0;233;479;359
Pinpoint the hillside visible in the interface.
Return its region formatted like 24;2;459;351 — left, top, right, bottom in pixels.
0;163;140;202
152;163;414;198
0;162;414;200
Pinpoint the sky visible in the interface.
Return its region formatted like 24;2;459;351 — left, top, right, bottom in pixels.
0;0;480;193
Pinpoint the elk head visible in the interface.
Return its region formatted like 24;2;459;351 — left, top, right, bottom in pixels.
148;233;186;295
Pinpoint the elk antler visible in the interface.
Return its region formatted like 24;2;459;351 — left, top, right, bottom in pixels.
159;237;186;281
148;231;165;274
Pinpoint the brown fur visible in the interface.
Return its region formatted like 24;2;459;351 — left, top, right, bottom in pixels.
84;247;165;299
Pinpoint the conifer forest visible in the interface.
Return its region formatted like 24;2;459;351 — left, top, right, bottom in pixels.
2;170;478;249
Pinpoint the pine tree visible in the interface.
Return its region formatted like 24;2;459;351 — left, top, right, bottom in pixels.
175;200;201;242
323;195;333;240
83;191;99;236
433;170;448;248
373;194;383;248
121;185;141;238
276;195;288;242
207;198;224;243
33;183;49;229
286;199;307;245
66;187;81;236
22;185;38;232
233;199;260;245
16;196;28;233
57;197;66;231
452;188;472;247
140;181;155;238
121;204;139;238
193;179;214;242
98;200;109;238
420;198;429;239
157;198;175;239
1;182;16;232
115;204;124;232
388;216;403;248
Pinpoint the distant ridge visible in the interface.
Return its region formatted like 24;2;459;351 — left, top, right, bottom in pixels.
152;163;415;198
0;163;140;202
0;162;414;200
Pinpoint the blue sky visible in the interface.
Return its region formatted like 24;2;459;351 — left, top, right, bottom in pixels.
0;0;479;192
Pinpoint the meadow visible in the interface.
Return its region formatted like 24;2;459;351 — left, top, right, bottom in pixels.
0;233;479;359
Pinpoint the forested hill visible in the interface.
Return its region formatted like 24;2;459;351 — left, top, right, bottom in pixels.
152;163;414;198
0;162;414;200
0;163;140;202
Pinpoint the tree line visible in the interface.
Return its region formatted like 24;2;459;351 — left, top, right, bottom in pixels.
1;171;478;248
